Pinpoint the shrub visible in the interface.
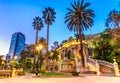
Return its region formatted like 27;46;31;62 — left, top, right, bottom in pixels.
71;71;79;76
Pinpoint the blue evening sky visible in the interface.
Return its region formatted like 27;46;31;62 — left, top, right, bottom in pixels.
0;0;119;55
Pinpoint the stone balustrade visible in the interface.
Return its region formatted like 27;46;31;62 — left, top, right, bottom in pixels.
97;60;114;69
87;58;96;67
87;57;120;76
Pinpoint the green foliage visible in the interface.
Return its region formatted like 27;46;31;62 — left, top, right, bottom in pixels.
38;72;71;77
9;60;20;69
71;71;79;76
40;67;45;73
26;62;33;69
52;50;59;60
91;28;120;64
20;50;29;70
42;7;56;25
93;40;113;62
37;37;47;49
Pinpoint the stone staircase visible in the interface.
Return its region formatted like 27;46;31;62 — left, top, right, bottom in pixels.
87;58;118;76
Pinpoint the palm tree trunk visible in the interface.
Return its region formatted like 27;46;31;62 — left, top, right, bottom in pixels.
79;29;85;70
46;24;49;71
35;30;38;44
34;29;38;72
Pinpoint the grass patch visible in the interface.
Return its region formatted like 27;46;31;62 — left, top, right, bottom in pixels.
38;72;72;77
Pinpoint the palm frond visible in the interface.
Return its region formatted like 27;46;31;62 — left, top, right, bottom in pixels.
42;7;56;25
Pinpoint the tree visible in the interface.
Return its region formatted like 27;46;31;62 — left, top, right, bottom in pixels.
92;28;117;62
20;49;29;70
27;44;35;57
36;37;47;72
50;41;59;61
20;44;35;71
0;55;4;68
51;50;59;61
65;0;95;69
32;17;44;44
93;39;113;62
111;34;120;66
53;41;59;48
37;37;47;50
105;9;120;28
51;41;59;51
42;7;56;71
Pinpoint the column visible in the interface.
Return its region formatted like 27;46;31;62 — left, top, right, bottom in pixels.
96;60;100;75
113;59;120;76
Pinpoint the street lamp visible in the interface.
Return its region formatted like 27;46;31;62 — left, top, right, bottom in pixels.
35;44;43;76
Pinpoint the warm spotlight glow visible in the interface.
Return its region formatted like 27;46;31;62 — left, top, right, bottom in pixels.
36;47;39;50
2;61;5;65
39;45;43;49
14;55;18;60
36;45;43;50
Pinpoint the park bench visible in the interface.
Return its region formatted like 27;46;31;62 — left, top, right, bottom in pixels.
0;70;12;77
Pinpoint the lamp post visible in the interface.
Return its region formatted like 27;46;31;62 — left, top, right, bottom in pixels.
35;44;43;76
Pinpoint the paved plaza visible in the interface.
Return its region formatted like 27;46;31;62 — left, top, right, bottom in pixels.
0;75;120;83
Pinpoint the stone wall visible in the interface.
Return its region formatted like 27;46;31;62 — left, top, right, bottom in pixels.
100;65;114;74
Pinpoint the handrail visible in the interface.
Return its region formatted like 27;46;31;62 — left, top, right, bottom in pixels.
87;58;96;67
97;60;114;69
87;58;114;69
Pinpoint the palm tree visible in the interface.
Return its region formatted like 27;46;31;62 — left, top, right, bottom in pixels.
42;7;56;71
105;9;120;28
32;17;44;44
65;0;95;69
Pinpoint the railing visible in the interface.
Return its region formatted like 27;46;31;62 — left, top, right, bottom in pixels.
87;58;114;69
87;58;96;67
0;70;12;77
97;60;114;69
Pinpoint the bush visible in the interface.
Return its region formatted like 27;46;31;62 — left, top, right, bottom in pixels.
71;71;79;76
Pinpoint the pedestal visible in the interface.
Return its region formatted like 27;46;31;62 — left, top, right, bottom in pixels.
113;59;120;76
12;68;16;77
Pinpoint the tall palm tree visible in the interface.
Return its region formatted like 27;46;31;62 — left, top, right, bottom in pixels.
42;7;56;71
105;9;120;28
65;0;95;69
105;9;120;39
32;17;44;44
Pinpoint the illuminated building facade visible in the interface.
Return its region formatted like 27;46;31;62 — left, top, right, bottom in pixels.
49;37;88;72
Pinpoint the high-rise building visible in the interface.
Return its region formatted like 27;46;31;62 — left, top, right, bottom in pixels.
6;32;25;60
